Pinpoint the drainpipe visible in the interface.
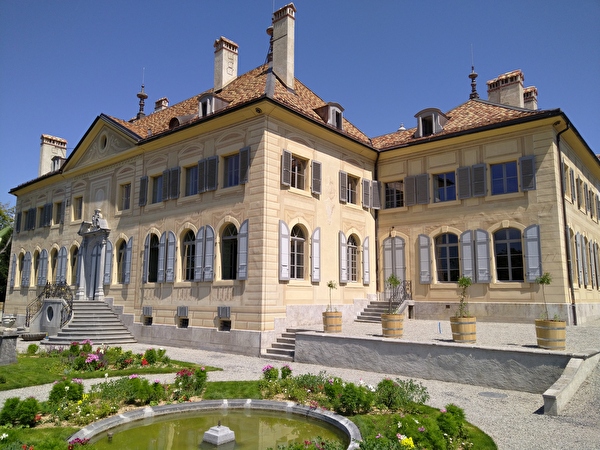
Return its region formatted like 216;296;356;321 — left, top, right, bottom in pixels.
555;120;577;325
374;150;381;295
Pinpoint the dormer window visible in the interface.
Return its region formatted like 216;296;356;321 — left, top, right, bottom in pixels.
314;102;344;130
199;94;214;118
414;108;448;138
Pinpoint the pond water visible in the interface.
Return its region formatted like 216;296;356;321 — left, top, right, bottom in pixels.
90;408;349;449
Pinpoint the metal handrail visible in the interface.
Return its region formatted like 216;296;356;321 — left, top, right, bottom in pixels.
25;282;74;327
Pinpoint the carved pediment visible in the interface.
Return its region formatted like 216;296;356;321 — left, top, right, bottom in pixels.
78;129;132;167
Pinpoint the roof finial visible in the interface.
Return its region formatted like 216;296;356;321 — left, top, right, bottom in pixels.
469;65;479;99
136;68;148;119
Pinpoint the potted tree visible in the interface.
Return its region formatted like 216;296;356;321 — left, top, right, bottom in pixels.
381;274;404;338
323;280;342;333
450;276;476;343
534;272;566;350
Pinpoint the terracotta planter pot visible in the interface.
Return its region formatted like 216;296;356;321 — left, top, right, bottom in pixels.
450;316;476;343
381;313;404;338
535;319;566;350
322;311;342;333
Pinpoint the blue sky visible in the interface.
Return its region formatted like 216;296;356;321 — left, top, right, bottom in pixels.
1;0;599;208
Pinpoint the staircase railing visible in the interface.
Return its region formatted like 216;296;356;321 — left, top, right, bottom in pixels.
384;280;412;311
25;282;74;327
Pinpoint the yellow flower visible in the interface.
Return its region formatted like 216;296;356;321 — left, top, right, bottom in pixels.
401;436;415;449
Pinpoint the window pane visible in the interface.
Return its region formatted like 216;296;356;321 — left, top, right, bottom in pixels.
185;166;198;196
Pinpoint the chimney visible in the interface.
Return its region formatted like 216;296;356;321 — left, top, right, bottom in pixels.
154;97;169;112
523;86;538;110
486;70;524;108
214;36;239;91
271;3;296;90
39;134;67;176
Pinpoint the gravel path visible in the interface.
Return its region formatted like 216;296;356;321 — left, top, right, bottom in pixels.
3;319;599;450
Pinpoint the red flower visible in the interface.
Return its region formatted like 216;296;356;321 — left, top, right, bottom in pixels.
141;358;149;366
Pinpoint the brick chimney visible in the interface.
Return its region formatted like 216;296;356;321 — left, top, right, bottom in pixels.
154;97;169;112
271;3;296;90
523;86;538;110
39;134;67;176
487;70;525;108
214;36;238;91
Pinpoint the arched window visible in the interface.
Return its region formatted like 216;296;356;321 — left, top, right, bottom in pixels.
70;247;79;285
50;249;58;283
183;230;196;281
435;233;459;282
221;224;238;280
290;225;305;279
117;240;127;284
494;228;523;281
347;235;358;282
148;234;160;282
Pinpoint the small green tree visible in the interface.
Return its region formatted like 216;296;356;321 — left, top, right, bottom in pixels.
0;202;15;304
536;272;552;320
326;280;337;311
385;274;401;314
455;276;472;317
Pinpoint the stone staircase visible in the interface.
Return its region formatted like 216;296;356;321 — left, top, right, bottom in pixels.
262;328;312;362
355;299;409;323
42;300;136;346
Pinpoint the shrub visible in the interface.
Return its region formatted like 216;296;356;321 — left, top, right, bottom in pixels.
337;382;374;415
143;348;158;365
69;342;81;355
262;365;279;381
375;378;429;412
26;344;39;355
293;371;328;392
15;397;40;427
173;367;207;401
0;397;20;425
48;379;84;406
281;364;292;379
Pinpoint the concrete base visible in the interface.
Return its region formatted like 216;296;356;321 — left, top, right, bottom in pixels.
203;424;235;445
0;334;18;366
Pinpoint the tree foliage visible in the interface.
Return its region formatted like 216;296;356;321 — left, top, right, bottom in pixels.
0;202;15;303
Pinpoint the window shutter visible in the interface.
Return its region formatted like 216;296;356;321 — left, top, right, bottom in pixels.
562;162;567;196
372;181;381;209
166;231;176;282
519;155;536;191
22;252;31;286
279;220;290;281
339;171;348;203
524;225;542;282
570;169;576;203
383;237;393;281
474;229;491;283
363;236;370;285
58;247;68;283
169;167;180;199
203;225;215;281
103;240;113;285
311;227;321;282
30;208;37;230
139;176;148;206
404;176;416;206
15;212;21;233
142;235;150;283
158;232;166;283
472;164;486;197
162;170;170;201
575;233;582;285
457;166;471;199
238;219;248;280
75;247;82;286
416;174;429;204
311;161;322;195
339;231;348;283
395;237;406;281
195;227;205;281
124;237;133;285
239;146;250;184
594;243;600;289
362;179;371;208
281;150;292;186
582;237;589;286
206;156;218;191
60;201;65;224
9;254;16;288
589;241;597;290
584;184;590;212
44;203;52;227
418;234;431;284
39;249;48;286
198;160;206;193
460;230;474;280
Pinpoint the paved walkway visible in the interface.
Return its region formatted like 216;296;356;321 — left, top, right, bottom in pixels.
4;319;600;450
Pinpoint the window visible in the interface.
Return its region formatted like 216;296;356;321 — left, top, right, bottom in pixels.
435;233;459;282
185;166;198;196
491;162;518;195
339;171;359;204
221;224;238;280
119;183;131;211
38;206;45;228
147;234;160;282
434;172;456;202
224;155;240;188
70;247;79;285
73;197;83;221
117;240;127;284
347;235;358;282
54;201;63;224
494;228;523;281
385;181;404;208
291;156;306;189
421;116;433;136
183;230;196;281
151;175;163;203
50;249;58;283
290;225;305;279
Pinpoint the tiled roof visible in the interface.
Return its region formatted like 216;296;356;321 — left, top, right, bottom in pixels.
109;64;371;146
371;99;546;150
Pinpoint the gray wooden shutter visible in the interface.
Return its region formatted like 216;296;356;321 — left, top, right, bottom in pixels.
474;229;491;283
311;161;322;195
339;171;348;203
58;247;68;283
238;219;248;280
589;241;597;290
22;252;32;286
239;146;250;184
206;156;218;191
281;150;292;186
363;236;370;285
519;155;536;191
395;237;406;281
204;225;215;281
139;176;148;206
457;166;472;199
570;169;576;203
279;220;290;281
472;164;487;197
575;233;582;285
594;243;600;289
404;176;416;206
562;162;567;196
383;237;393;281
103;240;113;285
162;170;170;201
15;212;21;233
339;231;348;283
416;174;429;204
9;254;16;288
198;160;206;193
39;249;48;285
195;227;205;281
158;232;166;283
418;234;431;284
582;237;589;286
166;231;176;282
311;227;321;282
142;234;150;284
169;167;180;199
362;179;371;208
372;181;381;209
460;230;474;280
524;225;542;282
124;237;133;285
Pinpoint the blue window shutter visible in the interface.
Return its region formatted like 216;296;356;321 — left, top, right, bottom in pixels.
372;181;381;209
363;236;370;285
10;254;16;288
416;174;429;204
474;229;491;283
158;232;166;283
22;252;32;286
311;161;322;195
166;231;176;282
524;225;542;282
457;166;471;199
238;219;249;280
195;227;205;281
472;164;487;197
279;220;290;281
282;150;292;186
395;237;406;281
239;146;250;184
58;247;68;284
139;176;148;206
204;225;215;281
311;227;321;282
404;176;416;206
339;171;348;203
206;156;218;191
103;240;113;285
142;234;150;283
519;156;536;191
418;234;431;284
39;249;48;286
339;231;348;283
124;237;133;285
460;230;474;280
362;179;371;208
